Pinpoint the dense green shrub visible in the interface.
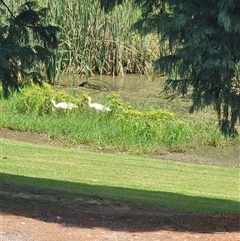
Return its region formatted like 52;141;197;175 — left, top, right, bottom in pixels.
2;83;82;116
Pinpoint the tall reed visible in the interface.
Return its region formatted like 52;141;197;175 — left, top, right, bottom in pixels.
3;0;159;80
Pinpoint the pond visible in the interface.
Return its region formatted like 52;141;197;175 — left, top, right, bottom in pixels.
58;74;192;110
93;75;175;104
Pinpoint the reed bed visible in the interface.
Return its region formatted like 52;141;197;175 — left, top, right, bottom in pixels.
3;0;159;80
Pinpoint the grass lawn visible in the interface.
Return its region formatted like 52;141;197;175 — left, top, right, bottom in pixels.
1;139;239;215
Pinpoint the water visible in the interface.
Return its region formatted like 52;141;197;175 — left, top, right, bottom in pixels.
59;74;192;110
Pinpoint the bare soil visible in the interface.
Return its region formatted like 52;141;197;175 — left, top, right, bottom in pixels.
1;129;240;241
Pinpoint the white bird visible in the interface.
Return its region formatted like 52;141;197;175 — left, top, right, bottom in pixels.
87;96;111;112
50;99;78;110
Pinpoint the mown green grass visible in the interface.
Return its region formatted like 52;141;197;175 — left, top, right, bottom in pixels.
1;139;239;214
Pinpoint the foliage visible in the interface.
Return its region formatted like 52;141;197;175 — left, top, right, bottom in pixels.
107;92;133;111
136;0;240;136
0;0;59;98
3;82;82;116
100;0;240;136
52;0;157;76
10;82;53;115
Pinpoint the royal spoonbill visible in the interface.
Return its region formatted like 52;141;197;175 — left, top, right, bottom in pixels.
50;100;78;110
87;96;111;112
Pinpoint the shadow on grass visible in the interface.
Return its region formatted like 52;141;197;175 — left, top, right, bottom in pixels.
1;173;239;233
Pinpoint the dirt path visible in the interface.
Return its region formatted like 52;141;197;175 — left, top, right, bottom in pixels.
1;200;240;241
1;129;240;241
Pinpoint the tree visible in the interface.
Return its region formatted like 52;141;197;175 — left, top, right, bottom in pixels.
100;0;240;136
0;0;59;98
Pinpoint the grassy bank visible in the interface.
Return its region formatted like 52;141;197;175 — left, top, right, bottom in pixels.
0;83;228;152
1;139;239;214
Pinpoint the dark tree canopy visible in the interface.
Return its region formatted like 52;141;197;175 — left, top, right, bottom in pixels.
101;0;240;136
0;0;59;98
